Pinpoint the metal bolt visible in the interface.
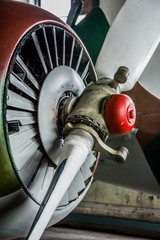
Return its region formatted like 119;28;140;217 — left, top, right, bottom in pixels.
114;66;130;84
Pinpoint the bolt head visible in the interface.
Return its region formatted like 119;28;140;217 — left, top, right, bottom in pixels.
114;66;130;84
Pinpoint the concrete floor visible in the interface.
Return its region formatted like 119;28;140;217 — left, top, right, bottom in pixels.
17;181;160;240
39;227;152;240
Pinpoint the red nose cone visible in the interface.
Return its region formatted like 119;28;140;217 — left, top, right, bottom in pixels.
105;94;136;135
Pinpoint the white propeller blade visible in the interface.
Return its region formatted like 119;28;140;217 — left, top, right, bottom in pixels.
138;43;160;99
95;0;160;91
27;132;93;240
100;0;125;25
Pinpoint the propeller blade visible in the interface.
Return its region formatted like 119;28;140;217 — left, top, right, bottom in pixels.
95;0;160;91
138;43;160;99
100;0;125;25
27;132;93;240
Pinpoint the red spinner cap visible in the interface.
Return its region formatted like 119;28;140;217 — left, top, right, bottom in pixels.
105;94;136;135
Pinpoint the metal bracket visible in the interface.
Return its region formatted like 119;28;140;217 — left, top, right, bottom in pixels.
90;127;128;164
63;123;128;164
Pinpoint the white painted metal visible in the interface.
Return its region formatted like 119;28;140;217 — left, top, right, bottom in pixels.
9;125;38;150
87;152;97;168
95;0;160;92
16;54;40;90
41;165;55;194
52;27;59;67
75;170;86;192
139;42;160;99
38;66;85;166
75;48;83;72
10;72;38;100
99;0;160;99
27;133;94;240
32;32;48;75
7;89;36;112
7;110;36;125
80;161;92;182
58;190;69;206
69;37;75;67
62;30;66;66
28;158;54;203
100;0;125;25
13;137;40;170
81;61;90;81
0;190;39;240
0;180;92;239
28;157;49;199
48;178;93;226
43;27;53;70
59;158;94;206
68;179;78;201
20;148;44;186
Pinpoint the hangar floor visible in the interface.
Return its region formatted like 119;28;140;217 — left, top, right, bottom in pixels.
40;226;151;240
17;181;160;240
16;226;152;240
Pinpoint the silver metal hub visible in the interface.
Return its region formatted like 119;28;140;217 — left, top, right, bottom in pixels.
38;66;85;166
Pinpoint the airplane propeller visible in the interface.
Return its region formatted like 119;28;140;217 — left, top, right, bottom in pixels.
95;0;160;92
94;0;160;193
0;1;160;240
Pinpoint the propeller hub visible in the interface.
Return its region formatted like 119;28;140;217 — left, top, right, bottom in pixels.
38;66;85;166
62;74;136;163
